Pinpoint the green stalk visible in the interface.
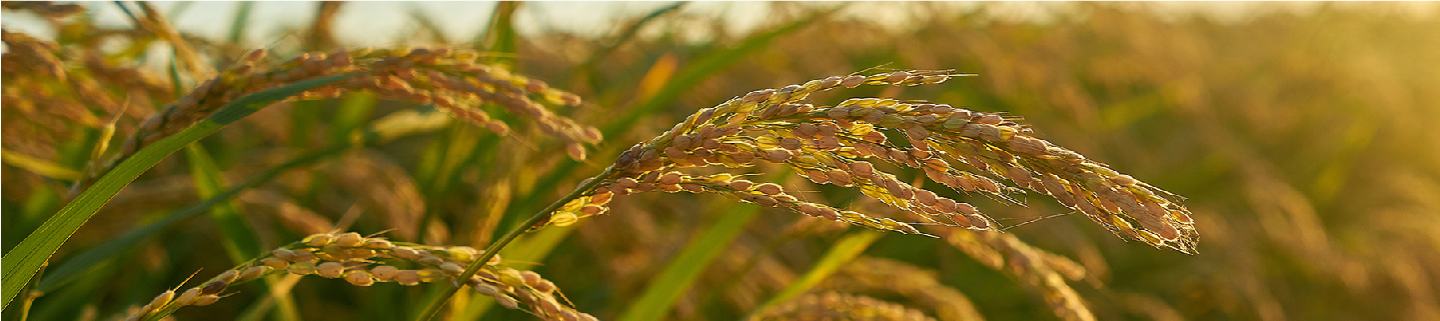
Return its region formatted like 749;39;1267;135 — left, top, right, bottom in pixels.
414;166;618;321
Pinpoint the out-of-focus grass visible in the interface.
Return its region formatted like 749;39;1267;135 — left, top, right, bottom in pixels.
4;2;1439;321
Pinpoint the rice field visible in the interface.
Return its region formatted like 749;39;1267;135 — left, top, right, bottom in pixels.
2;2;1438;321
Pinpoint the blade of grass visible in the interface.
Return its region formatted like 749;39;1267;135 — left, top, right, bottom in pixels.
183;144;301;321
36;109;450;293
1;72;359;308
755;230;883;311
615;170;792;321
700;190;864;313
36;145;341;292
183;144;260;261
616;205;763;321
8;190;57;252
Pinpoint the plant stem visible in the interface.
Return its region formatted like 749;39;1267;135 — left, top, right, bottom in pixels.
414;166;618;321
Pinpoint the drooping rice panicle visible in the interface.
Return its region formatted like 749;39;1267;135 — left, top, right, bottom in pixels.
119;232;595;321
81;47;602;190
549;70;1197;253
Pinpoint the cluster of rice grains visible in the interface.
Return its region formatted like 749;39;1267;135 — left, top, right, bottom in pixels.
2;28;161;162
120;232;594;321
89;47;601;187
565;70;1198;253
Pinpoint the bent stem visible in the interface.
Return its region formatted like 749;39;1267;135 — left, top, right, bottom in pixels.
414;165;618;321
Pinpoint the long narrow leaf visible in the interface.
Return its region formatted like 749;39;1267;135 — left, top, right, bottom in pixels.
184;144;302;321
756;230;883;311
1;73;359;308
617;205;763;321
610;171;796;321
35;109;449;293
183;144;260;261
35;144;346;293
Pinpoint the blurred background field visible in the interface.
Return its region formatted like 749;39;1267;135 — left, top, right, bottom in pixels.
3;2;1439;321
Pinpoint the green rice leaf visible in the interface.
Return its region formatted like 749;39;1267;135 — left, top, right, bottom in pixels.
183;144;260;261
1;73;359;309
617;205;763;321
757;230;883;311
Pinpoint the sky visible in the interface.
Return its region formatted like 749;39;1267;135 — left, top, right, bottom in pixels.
3;2;1436;47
